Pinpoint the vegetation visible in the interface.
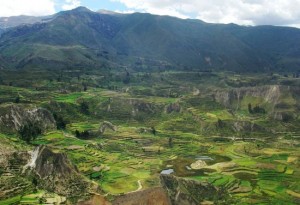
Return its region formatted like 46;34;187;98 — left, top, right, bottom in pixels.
248;103;266;114
0;69;297;205
1;7;300;73
74;130;91;139
0;7;299;205
18;122;42;143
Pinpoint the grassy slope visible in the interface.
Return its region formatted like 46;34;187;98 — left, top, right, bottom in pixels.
1;8;300;72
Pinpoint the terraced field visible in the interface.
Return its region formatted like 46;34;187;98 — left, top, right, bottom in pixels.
0;71;299;204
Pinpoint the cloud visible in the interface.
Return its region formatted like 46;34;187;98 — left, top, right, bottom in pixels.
0;0;56;17
0;0;83;17
62;0;81;10
112;0;300;27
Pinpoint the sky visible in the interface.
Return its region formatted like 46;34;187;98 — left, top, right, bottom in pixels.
0;0;300;27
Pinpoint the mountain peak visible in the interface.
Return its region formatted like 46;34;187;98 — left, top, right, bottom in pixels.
97;9;123;15
71;6;91;13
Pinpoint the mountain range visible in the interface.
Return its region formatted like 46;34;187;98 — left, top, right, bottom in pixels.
0;6;300;72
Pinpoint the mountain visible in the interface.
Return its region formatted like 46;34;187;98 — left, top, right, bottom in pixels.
0;15;54;30
0;6;300;72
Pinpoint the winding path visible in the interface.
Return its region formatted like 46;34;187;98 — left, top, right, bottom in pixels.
128;180;143;193
136;180;142;191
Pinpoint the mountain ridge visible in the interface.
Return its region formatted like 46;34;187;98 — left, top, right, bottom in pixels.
0;7;300;72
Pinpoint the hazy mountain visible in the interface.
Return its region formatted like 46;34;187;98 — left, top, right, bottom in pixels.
0;15;54;30
0;6;300;72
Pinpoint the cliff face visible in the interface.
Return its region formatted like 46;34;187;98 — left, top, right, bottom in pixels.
33;146;75;178
232;121;265;132
213;85;281;109
212;85;300;122
160;174;230;205
24;145;93;197
0;104;56;133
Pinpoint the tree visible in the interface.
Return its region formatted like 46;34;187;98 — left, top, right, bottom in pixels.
252;105;266;114
217;118;225;128
83;85;88;91
53;113;66;130
248;103;253;114
74;130;90;139
75;130;80;138
151;127;156;136
18;122;42;143
15;96;20;103
168;137;173;148
80;101;89;114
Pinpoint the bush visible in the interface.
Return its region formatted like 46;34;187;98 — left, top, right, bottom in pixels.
75;130;91;139
248;103;266;114
19;122;42;143
53;113;67;129
80;101;89;114
252;105;266;114
15;96;20;103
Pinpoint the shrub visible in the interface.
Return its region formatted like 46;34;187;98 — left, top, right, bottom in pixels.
80;101;89;114
75;130;91;139
53;113;67;129
18;122;42;143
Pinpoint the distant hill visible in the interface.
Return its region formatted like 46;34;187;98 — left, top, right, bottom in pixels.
0;6;300;72
0;15;54;29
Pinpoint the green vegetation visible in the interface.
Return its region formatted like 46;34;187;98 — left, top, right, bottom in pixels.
18;122;42;143
1;8;299;204
1;7;300;73
0;68;299;204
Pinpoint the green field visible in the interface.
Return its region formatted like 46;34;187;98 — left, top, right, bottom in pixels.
0;70;299;204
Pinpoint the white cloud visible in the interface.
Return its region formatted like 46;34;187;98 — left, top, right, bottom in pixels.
114;10;135;14
0;0;56;17
62;0;81;10
0;0;83;17
112;0;300;27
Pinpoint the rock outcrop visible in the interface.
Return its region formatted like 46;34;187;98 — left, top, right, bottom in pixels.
165;103;181;114
232;121;265;132
160;174;230;205
0;104;56;133
212;85;300;122
190;160;207;170
98;121;117;135
24;145;93;197
213;85;281;109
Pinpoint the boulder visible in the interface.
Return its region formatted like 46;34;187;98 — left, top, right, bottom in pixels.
190;160;207;170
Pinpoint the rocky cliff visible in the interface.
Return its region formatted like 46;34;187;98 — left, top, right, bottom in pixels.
212;85;300;122
213;85;281;109
24;145;95;198
0;104;56;133
160;174;231;205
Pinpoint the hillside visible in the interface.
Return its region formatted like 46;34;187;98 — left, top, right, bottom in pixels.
0;6;300;205
0;7;300;72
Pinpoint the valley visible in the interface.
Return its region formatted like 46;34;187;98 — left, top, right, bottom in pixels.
0;6;300;205
0;70;299;204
